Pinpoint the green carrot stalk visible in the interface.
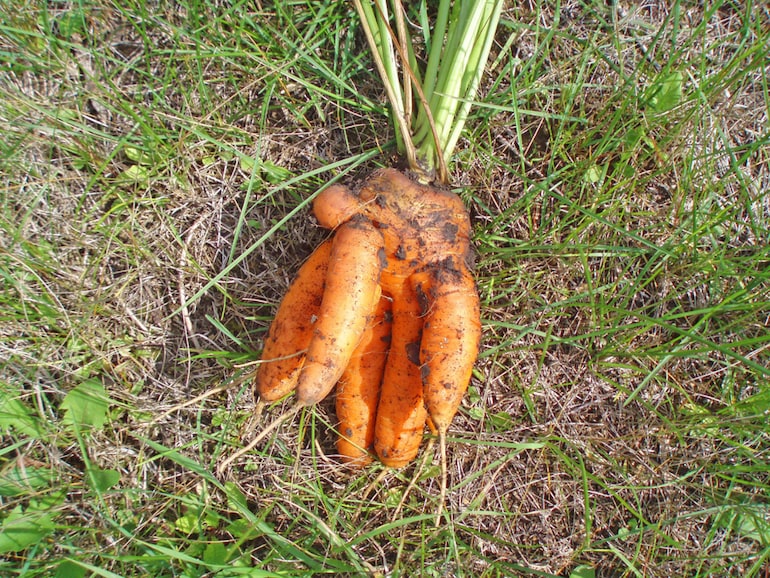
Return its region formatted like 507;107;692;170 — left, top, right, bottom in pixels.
353;0;504;184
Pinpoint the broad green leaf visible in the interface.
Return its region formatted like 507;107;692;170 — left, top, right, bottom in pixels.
86;467;120;492
239;155;256;173
203;541;229;566
55;560;87;578
260;160;291;184
418;464;442;482
622;126;646;150
584;164;605;184
174;513;200;535
238;155;291;183
60;558;125;578
467;406;484;421
225;481;249;512
119;164;150;182
124;146;154;166
489;411;515;432
717;506;770;545
225;519;260;541
734;511;770;545
0;385;42;437
570;565;596;578
0;465;53;497
174;510;217;535
60;380;113;430
0;505;55;553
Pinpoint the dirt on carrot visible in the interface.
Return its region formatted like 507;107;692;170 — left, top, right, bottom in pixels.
246;167;480;472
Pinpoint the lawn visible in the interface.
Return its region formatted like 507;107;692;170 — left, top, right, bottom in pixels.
1;1;769;576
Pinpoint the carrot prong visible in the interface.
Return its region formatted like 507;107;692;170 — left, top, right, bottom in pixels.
417;259;481;437
373;281;428;468
294;217;384;408
254;240;334;404
335;293;390;465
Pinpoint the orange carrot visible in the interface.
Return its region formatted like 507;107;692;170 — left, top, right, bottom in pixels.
254;238;333;403
313;183;361;230
373;281;428;468
413;258;481;435
244;167;481;481
294;216;384;407
412;256;480;521
335;295;392;465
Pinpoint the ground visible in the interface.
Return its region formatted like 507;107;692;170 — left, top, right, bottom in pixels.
1;1;769;576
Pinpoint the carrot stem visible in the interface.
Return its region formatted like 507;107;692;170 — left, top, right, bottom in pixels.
353;0;504;182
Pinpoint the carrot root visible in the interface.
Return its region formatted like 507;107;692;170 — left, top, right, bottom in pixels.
434;431;448;527
414;257;480;523
313;183;361;229
336;295;392;465
252;168;481;480
254;239;334;403
373;282;427;468
295;217;384;407
415;258;481;435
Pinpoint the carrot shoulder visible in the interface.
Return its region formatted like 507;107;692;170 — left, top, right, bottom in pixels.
294;216;385;407
335;295;392;465
254;238;334;403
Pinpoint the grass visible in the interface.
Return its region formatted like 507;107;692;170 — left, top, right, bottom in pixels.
1;0;769;576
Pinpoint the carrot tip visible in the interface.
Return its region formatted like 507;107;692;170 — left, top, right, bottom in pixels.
434;432;448;528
